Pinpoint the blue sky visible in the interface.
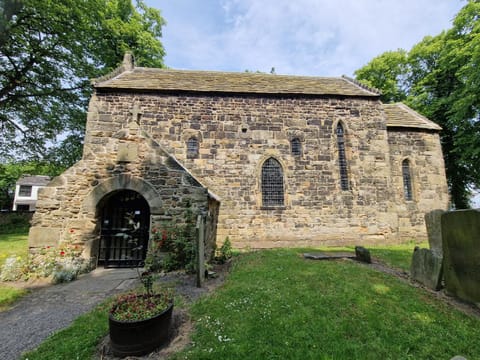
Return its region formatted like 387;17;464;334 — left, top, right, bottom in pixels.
145;0;464;77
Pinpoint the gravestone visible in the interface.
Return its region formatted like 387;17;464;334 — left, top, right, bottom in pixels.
441;209;480;304
410;247;443;290
355;246;371;263
424;209;445;257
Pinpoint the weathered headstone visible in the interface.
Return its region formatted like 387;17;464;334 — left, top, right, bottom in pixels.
424;209;445;257
410;247;443;290
355;246;371;264
442;209;480;304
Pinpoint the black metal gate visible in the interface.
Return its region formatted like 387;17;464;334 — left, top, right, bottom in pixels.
98;190;150;268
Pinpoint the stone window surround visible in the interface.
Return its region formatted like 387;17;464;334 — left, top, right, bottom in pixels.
186;137;199;159
290;138;302;156
182;129;202;159
260;157;285;208
336;121;350;191
402;158;414;201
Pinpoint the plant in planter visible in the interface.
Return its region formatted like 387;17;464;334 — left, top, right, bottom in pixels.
109;271;174;357
109;271;173;357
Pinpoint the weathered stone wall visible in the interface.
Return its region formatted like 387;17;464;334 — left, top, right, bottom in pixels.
29;93;210;261
30;88;449;253
78;91;447;248
387;129;449;241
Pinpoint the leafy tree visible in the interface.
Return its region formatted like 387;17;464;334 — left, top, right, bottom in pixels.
0;0;165;167
355;0;480;208
354;50;409;103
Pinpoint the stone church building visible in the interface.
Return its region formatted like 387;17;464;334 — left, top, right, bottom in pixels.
29;54;449;266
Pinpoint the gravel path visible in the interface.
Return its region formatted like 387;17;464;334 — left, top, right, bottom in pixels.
0;268;140;360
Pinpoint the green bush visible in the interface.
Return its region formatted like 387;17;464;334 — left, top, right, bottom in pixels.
0;213;31;234
216;237;233;263
0;241;93;283
148;208;197;273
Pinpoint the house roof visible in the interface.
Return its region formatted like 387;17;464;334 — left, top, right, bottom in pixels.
383;103;442;131
17;175;51;186
93;60;380;97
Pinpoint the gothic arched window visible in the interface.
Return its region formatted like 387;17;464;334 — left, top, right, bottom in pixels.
186;137;199;159
261;158;284;207
402;159;413;200
336;123;349;190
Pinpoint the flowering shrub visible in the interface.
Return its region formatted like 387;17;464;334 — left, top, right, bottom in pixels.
147;205;198;273
109;289;173;322
0;256;26;281
149;222;196;273
0;233;93;283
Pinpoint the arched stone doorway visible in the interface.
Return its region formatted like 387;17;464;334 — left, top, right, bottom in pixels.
97;189;150;268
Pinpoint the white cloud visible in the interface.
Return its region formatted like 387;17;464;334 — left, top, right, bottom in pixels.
147;0;464;76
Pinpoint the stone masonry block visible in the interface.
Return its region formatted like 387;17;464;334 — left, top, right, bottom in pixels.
28;227;61;248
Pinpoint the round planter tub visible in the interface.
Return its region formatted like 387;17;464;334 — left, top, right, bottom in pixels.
109;302;173;357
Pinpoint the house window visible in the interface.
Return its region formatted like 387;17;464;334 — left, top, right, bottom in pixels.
291;138;302;156
186;137;199;158
402;159;413;201
261;158;284;207
16;204;30;211
19;185;32;197
336;123;349;190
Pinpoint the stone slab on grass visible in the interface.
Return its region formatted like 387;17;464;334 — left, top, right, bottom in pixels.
303;252;355;260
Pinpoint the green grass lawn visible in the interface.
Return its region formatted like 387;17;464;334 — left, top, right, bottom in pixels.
0;284;28;311
0;231;29;310
369;241;426;272
307;241;424;272
21;300;113;360
172;249;478;359
0;232;28;267
22;246;479;360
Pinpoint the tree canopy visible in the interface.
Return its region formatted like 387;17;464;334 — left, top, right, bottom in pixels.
0;0;165;167
355;0;480;209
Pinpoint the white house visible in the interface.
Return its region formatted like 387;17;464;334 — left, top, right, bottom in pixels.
12;175;51;211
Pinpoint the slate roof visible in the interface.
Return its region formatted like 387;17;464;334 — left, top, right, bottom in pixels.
93;55;439;132
93;67;380;97
17;175;51;186
383;103;442;131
